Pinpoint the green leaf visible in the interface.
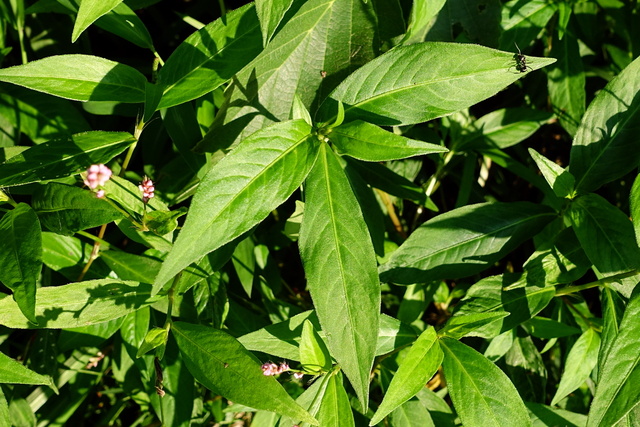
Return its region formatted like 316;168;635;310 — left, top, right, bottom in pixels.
0;387;9;426
155;120;318;289
32;182;123;235
568;194;640;276
547;31;585;136
104;175;168;217
390;399;436;427
452;274;556;338
298;144;380;409
587;284;640;426
379;202;556;285
100;250;161;284
0;55;147;102
569;55;640;193
370;326;442;425
0;351;56;391
499;0;556;50
0;280;159;329
157;3;262;109
456;108;553;152
143;208;187;236
401;0;446;45
97;2;154;49
526;402;587;427
438;312;509;340
329;120;447;161
0;203;41;324
440;337;532;427
255;0;295;45
198;0;377;151
631;174;640;245
314;372;355;427
299;320;332;374
523;317;581;339
504;335;547;402
319;42;556;126
72;0;123;42
551;328;600;406
528;148;576;198
0;131;136;187
172;321;318;425
136;326;169;358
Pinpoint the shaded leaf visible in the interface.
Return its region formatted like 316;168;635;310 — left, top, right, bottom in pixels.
0;351;57;391
528;148;575;199
438;312;509;340
72;0;123;42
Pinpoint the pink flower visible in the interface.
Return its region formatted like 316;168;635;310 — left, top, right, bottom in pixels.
279;362;290;373
261;362;279;376
293;372;304;379
84;164;112;190
139;177;155;203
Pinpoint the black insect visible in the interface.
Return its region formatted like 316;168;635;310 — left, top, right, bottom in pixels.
511;43;533;73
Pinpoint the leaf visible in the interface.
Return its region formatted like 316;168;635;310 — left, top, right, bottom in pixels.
526;402;587;427
136;326;169;358
0;280;159;329
499;0;556;51
503;335;547;402
32;182;123;235
369;326;442;425
438;312;509;340
329;120;447;161
401;0;446;45
569;55;640;193
298;144;380;409
587;284;640;426
379;202;556;285
0;55;147;102
0;131;136;187
198;0;377;151
157;3;263;109
155;120;318;289
452;274;556;339
100;250;161;284
631;174;640;245
568;194;640;276
314;372;355;427
318;42;556;127
528;148;576;198
523;317;581;339
172;321;318;425
0;351;56;391
255;0;295;45
551;328;600;406
72;0;123;42
440;337;532;427
390;399;435;427
0;203;41;324
299;320;332;374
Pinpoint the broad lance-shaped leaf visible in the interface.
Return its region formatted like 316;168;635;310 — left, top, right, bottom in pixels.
370;326;442;425
329;120;447;161
568;194;640;276
157;3;262;109
551;328;600;406
379;202;556;285
588;284;640;426
197;0;377;152
72;0;123;42
255;0;295;45
569;55;640;193
0;280;160;329
0;55;146;103
172;322;318;425
0;351;57;391
298;144;380;409
317;42;556;126
0;204;41;324
0;131;136;187
529;148;575;199
155;120;319;289
440;337;532;427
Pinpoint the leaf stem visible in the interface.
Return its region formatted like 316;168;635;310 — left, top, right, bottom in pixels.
555;270;639;296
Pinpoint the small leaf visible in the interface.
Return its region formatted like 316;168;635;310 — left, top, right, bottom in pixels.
529;148;575;198
523;317;581;339
0;280;159;329
631;174;640;245
438;312;509;340
155;120;318;290
0;351;57;392
551;328;600;405
136;327;169;358
255;0;294;45
330;120;447;161
440;337;532;427
0;55;147;102
319;42;556;126
369;326;442;425
299;320;332;374
172;321;318;425
143;208;187;236
72;0;124;42
379;202;556;285
0;204;41;324
390;399;435;427
0;131;135;187
292;94;313;126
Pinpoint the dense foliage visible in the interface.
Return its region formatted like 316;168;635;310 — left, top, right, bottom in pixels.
0;0;639;426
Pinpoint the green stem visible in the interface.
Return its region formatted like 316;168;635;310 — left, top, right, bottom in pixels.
425;150;455;197
163;273;182;329
555;270;639;296
217;0;227;15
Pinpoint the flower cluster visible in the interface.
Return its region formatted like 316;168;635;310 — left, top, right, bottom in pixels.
261;362;289;376
83;164;112;198
139;177;155;203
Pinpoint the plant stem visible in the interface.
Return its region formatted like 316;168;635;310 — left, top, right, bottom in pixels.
555;270;639;296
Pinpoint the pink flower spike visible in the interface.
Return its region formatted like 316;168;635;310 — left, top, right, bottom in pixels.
95;190;105;198
278;362;290;374
139;177;155;203
84;164;112;190
261;362;278;376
